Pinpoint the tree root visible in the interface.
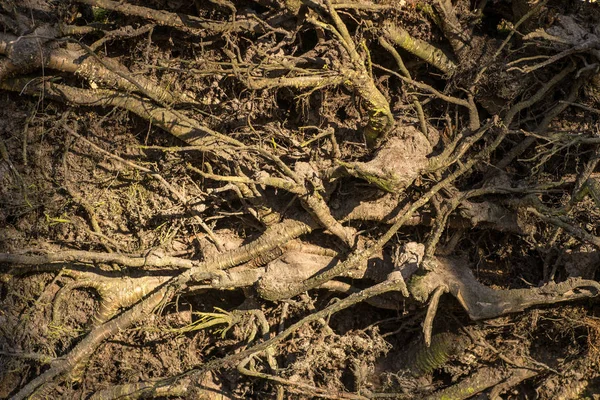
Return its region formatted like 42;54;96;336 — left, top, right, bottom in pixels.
11;284;170;400
52;271;169;326
424;365;538;400
0;249;197;270
192;161;356;246
410;255;600;320
238;354;367;400
6;218;312;398
0;33;191;105
0;78;238;147
307;0;394;145
84;276;411;400
73;0;267;36
87;371;224;400
2;2;598;397
383;22;457;74
262;123;505;300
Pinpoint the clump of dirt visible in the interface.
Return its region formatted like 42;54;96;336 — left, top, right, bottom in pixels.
283;326;390;392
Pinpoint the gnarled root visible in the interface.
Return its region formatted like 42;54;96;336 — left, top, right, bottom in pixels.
52;271;170;326
410;256;600;320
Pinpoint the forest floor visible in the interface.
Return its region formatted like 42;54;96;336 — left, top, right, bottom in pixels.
2;0;600;399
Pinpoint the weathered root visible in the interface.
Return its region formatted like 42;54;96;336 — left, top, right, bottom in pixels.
1;218;312;274
11;285;170;400
87;372;221;400
257;241;600;324
323;129;431;193
0;78;238;147
52;271;169;326
430;0;473;60
0;33;192;105
261;124;505;301
237;354;365;400
194;161;356;246
0;249;196;269
383;22;457;75
410;256;600;320
424;366;538;400
306;0;394;145
374;62;481;132
73;0;265;36
2;0;600;397
5;218;313;398
84;276;411;400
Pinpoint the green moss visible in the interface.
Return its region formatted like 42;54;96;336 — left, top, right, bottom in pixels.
92;7;109;23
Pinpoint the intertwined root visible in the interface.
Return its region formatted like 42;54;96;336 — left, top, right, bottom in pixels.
2;0;600;398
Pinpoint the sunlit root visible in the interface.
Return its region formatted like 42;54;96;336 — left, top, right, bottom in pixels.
0;249;197;269
88;371;221;400
410;256;600;320
52;271;169;326
6;218;317;399
0;33;192;104
323;128;431;193
256;242;417;302
383;22;456;74
89;277;410;400
0;78;236;147
196;161;356;246
256;246;600;323
256;251;378;301
11;286;170;400
74;0;265;35
256;251;345;301
307;0;394;145
424;365;537;400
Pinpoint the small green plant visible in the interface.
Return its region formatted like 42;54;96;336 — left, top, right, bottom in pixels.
169;308;234;337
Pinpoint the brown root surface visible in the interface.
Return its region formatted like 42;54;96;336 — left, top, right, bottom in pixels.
2;0;600;399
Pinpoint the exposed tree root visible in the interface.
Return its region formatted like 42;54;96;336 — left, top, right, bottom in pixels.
84;276;410;400
424;366;538;400
52;270;170;325
11;284;169;400
410;256;600;320
383;22;457;75
73;0;267;36
2;0;600;398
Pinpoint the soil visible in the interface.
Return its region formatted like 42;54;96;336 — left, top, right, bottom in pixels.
2;0;600;399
